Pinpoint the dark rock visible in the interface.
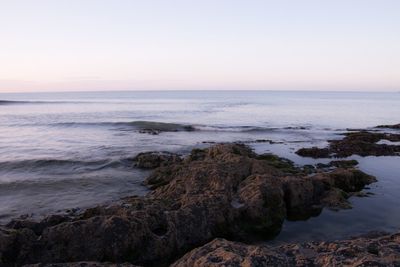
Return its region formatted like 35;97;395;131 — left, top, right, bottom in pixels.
329;159;358;168
0;144;377;266
296;147;331;158
6;214;70;236
256;153;299;174
316;160;359;170
301;164;316;174
138;129;161;135
23;263;139;267
296;131;400;158
136;122;195;135
172;233;400;267
133;151;181;169
376;123;400;129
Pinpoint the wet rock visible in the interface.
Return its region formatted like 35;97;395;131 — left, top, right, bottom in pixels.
172;232;400;267
0;144;376;266
328;159;358;168
330;131;400;157
255;154;299;174
6;214;70;236
314;160;359;170
23;263;139;267
136;123;195;135
138;129;161;135
0;227;37;265
296;147;331;158
376;123;400;129
296;131;400;158
133;151;182;169
301;164;316;175
171;238;289;267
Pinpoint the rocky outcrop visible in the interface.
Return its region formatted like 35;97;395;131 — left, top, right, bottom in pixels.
132;151;181;169
1;144;376;266
296;131;400;158
172;232;400;267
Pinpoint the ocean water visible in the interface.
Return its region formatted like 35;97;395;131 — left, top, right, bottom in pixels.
0;90;399;242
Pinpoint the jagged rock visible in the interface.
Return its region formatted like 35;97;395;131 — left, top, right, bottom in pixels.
172;232;400;267
0;144;376;266
296;131;400;158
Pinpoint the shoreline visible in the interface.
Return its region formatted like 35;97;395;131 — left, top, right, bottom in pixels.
1;125;400;266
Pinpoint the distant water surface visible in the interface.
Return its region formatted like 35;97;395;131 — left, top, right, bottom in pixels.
0;90;399;242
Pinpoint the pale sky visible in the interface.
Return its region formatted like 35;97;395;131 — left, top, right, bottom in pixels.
0;0;399;92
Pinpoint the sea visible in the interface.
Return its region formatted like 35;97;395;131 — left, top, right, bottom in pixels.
0;90;399;243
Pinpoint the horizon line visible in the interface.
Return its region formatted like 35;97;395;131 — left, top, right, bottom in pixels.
0;88;400;94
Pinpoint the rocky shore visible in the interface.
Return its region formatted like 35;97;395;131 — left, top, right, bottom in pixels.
172;231;400;266
296;129;400;158
2;138;390;266
17;231;400;266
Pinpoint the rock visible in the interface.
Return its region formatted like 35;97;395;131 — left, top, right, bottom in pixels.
0;227;37;265
302;164;316;173
255;154;299;174
23;263;139;267
133;151;181;169
296;131;400;158
138;129;161;135
328;159;359;168
6;214;70;235
135;122;195;135
0;144;376;266
315;160;359;170
296;147;331;158
171;238;289;267
172;232;400;267
376;123;400;129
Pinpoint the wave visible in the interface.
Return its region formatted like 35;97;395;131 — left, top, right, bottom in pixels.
0;158;133;175
48;121;196;132
49;121;299;133
0;100;31;105
10;118;314;134
121;121;196;132
0;100;99;105
192;125;278;132
17;119;315;135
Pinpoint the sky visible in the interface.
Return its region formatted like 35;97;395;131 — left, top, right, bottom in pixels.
0;0;399;92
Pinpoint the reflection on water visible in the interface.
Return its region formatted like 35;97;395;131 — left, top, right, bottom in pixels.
268;156;400;244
